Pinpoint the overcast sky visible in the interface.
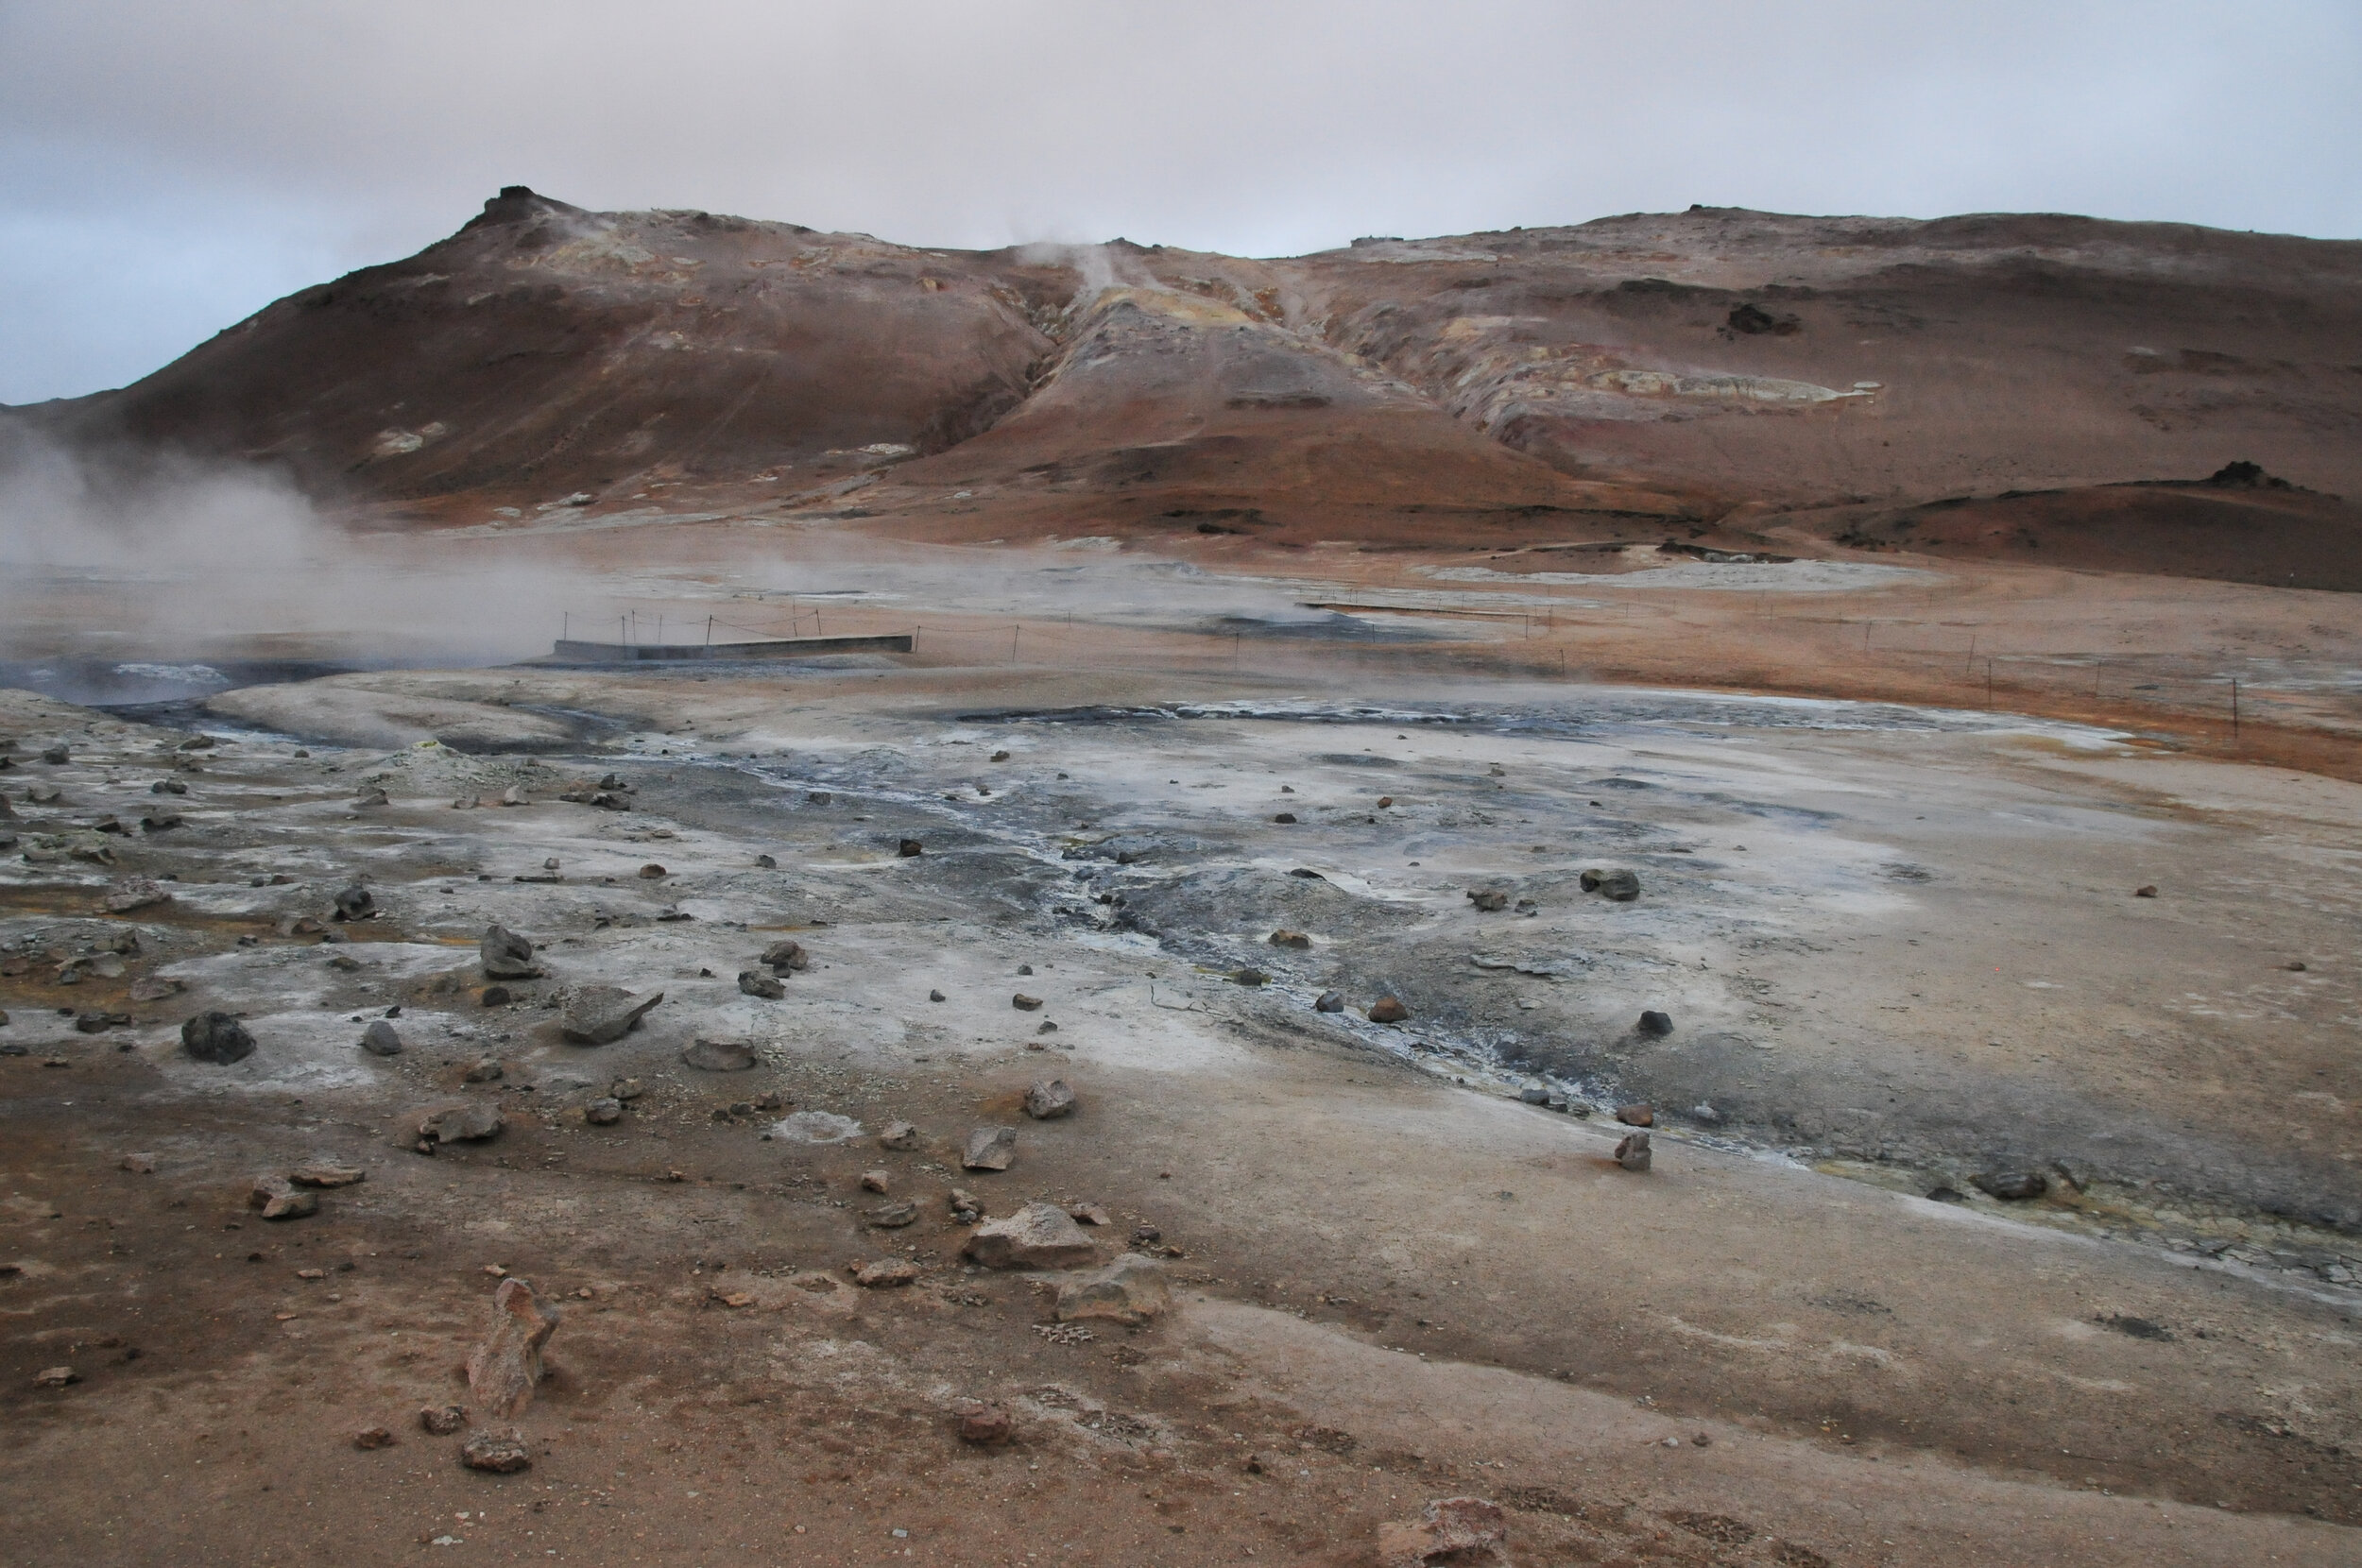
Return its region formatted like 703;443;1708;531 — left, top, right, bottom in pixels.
3;0;2357;403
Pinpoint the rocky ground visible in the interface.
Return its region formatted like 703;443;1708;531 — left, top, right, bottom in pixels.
4;656;2358;1566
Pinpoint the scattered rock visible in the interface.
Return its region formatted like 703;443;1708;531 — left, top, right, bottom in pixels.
464;1057;505;1083
1314;990;1344;1013
949;1188;984;1222
854;1258;921;1287
353;1425;396;1451
33;1366;79;1389
878;1120;921;1150
332;884;375;922
249;1174;318;1220
127;976;183;1002
415;1101;505;1145
1227;967;1270;986
1274;811;1297;824
760;939;809;973
683;1037;759;1072
1614;1133;1652;1172
468;1277;559;1419
898;839;923;858
419;1404;468;1436
1518;1081;1550;1105
2134;884;2159;898
585;1098;624;1125
181;1011;256;1065
140;809;183;832
737;969;785;999
861;1169;892;1193
500;785;529;807
458;1428;532;1474
120;1151;157;1174
480;925;542;980
1367;996;1411;1024
560;986;662;1044
354;788;389;808
360;1019;403;1057
1268;929;1311;949
1466;889;1508;912
1636;1009;1673;1037
1023;1079;1077;1119
1582;868;1641;901
290;1166;366;1187
1615;1103;1654;1127
928;988;946;1002
864;1200;919;1228
611;1078;643;1100
1011;993;1043;1011
637;863;668;879
1053;1253;1171;1326
963;1126;1018;1171
1926;1184;1968;1203
963;1201;1100;1270
1378;1497;1511;1568
1971;1169;2049;1202
954;1400;1014;1443
103;877;173;914
75;1009;132;1032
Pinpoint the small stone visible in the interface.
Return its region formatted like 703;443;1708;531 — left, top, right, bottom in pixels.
1377;796;1395;809
897;839;923;858
637;863;667;879
1367;997;1411;1024
585;1098;623;1125
1268;929;1311;949
963;1201;1099;1270
500;785;529;807
1518;1082;1550;1105
1069;1203;1111;1225
1018;963;1034;976
1227;967;1270;986
1023;1079;1077;1119
954;1400;1013;1443
464;1057;505;1082
32;1366;79;1389
1011;993;1043;1011
962;1126;1018;1171
737;969;785;999
180;1011;255;1064
75;1009;131;1033
480;985;512;1007
249;1174;318;1220
861;1169;891;1193
755;1091;784;1111
415;1101;505;1144
140;809;183;832
1053;1253;1170;1326
1314;990;1344;1013
353;1425;396;1451
468;1277;559;1419
420;1404;469;1436
332;883;375;921
40;744;69;764
1466;889;1508;912
360;1019;403;1057
1273;811;1297;824
1636;1009;1673;1037
610;1078;643;1101
1378;1497;1510;1568
120;1151;157;1174
756;853;779;869
928;989;946;1002
864;1200;919;1228
290;1165;366;1187
948;1187;984;1221
2134;884;2158;898
103;877;173;913
1615;1103;1654;1127
1614;1133;1652;1172
878;1120;920;1150
127;976;182;1002
854;1258;921;1287
761;939;809;973
1971;1170;2049;1202
681;1037;758;1071
560;985;662;1044
353;787;388;808
458;1428;532;1474
480;924;541;980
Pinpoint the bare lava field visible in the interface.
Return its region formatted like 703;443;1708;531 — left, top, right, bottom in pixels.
2;191;2361;1567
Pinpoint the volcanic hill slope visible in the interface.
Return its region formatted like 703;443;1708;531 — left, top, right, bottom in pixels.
21;188;2362;577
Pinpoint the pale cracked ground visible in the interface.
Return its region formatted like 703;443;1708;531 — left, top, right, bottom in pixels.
2;661;2358;1568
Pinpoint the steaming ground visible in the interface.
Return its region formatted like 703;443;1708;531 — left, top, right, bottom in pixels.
4;650;2359;1566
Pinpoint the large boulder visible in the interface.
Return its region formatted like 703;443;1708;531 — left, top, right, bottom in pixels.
181;1011;255;1064
467;1277;559;1419
560;986;662;1044
1053;1253;1171;1326
962;1201;1100;1270
479;924;542;980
